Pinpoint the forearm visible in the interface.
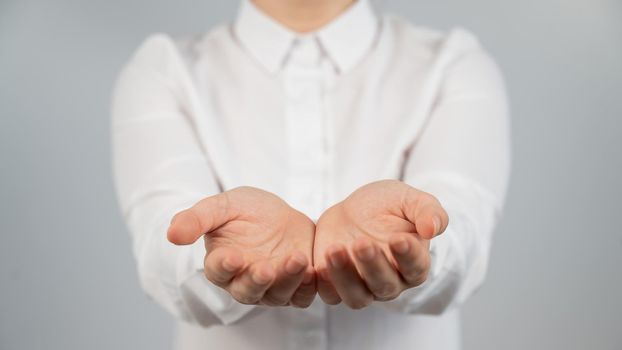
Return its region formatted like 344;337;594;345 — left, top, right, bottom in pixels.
123;186;258;326
377;42;511;314
112;35;262;326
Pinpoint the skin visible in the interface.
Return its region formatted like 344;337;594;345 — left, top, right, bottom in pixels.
252;0;354;33
167;187;316;308
313;180;449;309
167;2;450;310
167;181;448;310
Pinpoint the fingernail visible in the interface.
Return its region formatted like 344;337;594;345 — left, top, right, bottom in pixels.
356;244;375;261
433;216;442;233
285;256;306;275
329;250;345;268
392;238;409;254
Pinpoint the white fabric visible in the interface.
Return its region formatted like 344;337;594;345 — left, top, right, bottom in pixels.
110;0;511;349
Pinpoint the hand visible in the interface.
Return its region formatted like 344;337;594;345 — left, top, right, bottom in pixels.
313;180;449;309
167;186;317;308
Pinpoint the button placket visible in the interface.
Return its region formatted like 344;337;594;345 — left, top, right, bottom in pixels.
283;38;326;218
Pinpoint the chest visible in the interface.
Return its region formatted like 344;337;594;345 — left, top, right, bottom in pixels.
190;47;438;217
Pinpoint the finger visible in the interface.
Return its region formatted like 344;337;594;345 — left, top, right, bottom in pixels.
389;234;430;287
167;192;233;245
289;267;317;308
316;266;342;305
261;251;308;306
402;187;449;239
228;260;275;305
326;244;373;310
204;247;245;287
352;237;402;301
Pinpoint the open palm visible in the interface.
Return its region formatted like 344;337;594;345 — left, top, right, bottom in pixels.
167;186;316;307
313;180;449;308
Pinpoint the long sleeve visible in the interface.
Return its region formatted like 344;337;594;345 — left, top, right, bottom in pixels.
111;35;257;327
380;39;511;314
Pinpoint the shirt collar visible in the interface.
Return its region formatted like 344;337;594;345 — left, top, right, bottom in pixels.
233;0;378;74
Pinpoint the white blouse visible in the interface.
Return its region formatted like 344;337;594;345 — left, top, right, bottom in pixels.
111;0;511;349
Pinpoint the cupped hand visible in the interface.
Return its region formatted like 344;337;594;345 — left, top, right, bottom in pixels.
167;186;317;308
313;180;449;309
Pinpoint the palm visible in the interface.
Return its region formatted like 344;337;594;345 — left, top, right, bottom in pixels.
205;187;314;268
168;186;317;307
314;181;419;267
311;180;447;308
169;182;446;309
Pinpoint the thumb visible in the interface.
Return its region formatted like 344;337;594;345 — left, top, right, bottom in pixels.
402;187;449;239
167;192;233;245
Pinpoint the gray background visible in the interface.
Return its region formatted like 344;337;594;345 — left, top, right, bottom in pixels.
1;0;620;349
